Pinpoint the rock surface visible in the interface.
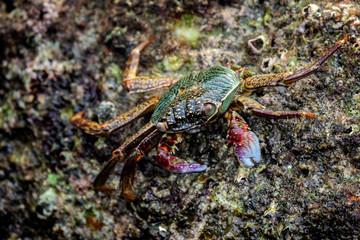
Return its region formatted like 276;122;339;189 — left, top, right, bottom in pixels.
1;1;359;239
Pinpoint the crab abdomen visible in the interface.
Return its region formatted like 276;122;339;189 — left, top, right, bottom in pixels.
151;66;240;132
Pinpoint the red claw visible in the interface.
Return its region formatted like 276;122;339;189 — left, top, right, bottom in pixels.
227;112;261;167
156;134;207;173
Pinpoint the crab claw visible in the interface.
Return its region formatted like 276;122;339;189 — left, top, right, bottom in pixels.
167;156;207;173
227;111;261;167
156;133;207;173
157;150;207;173
234;130;261;167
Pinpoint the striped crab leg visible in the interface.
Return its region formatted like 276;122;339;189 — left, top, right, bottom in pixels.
93;122;161;200
71;98;159;135
240;35;349;92
122;39;178;93
232;95;315;119
71;39;179;135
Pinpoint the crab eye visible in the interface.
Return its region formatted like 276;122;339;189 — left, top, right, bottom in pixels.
203;103;216;117
156;121;168;132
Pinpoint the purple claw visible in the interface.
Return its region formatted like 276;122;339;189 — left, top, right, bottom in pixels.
157;154;207;173
170;162;207;173
234;130;261;167
157;133;207;173
227;111;261;167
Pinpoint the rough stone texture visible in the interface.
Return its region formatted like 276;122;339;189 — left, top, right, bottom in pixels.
0;0;359;239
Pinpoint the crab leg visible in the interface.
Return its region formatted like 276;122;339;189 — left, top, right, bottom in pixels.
71;97;159;135
233;95;315;119
119;129;161;201
93;122;157;192
156;133;207;173
241;35;349;92
123;39;178;93
71;39;180;135
124;76;179;94
123;39;153;80
225;109;261;167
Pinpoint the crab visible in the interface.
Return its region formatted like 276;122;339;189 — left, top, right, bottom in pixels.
71;35;348;200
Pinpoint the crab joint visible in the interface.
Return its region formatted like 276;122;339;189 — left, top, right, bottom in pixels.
112;150;125;161
156;121;168;132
